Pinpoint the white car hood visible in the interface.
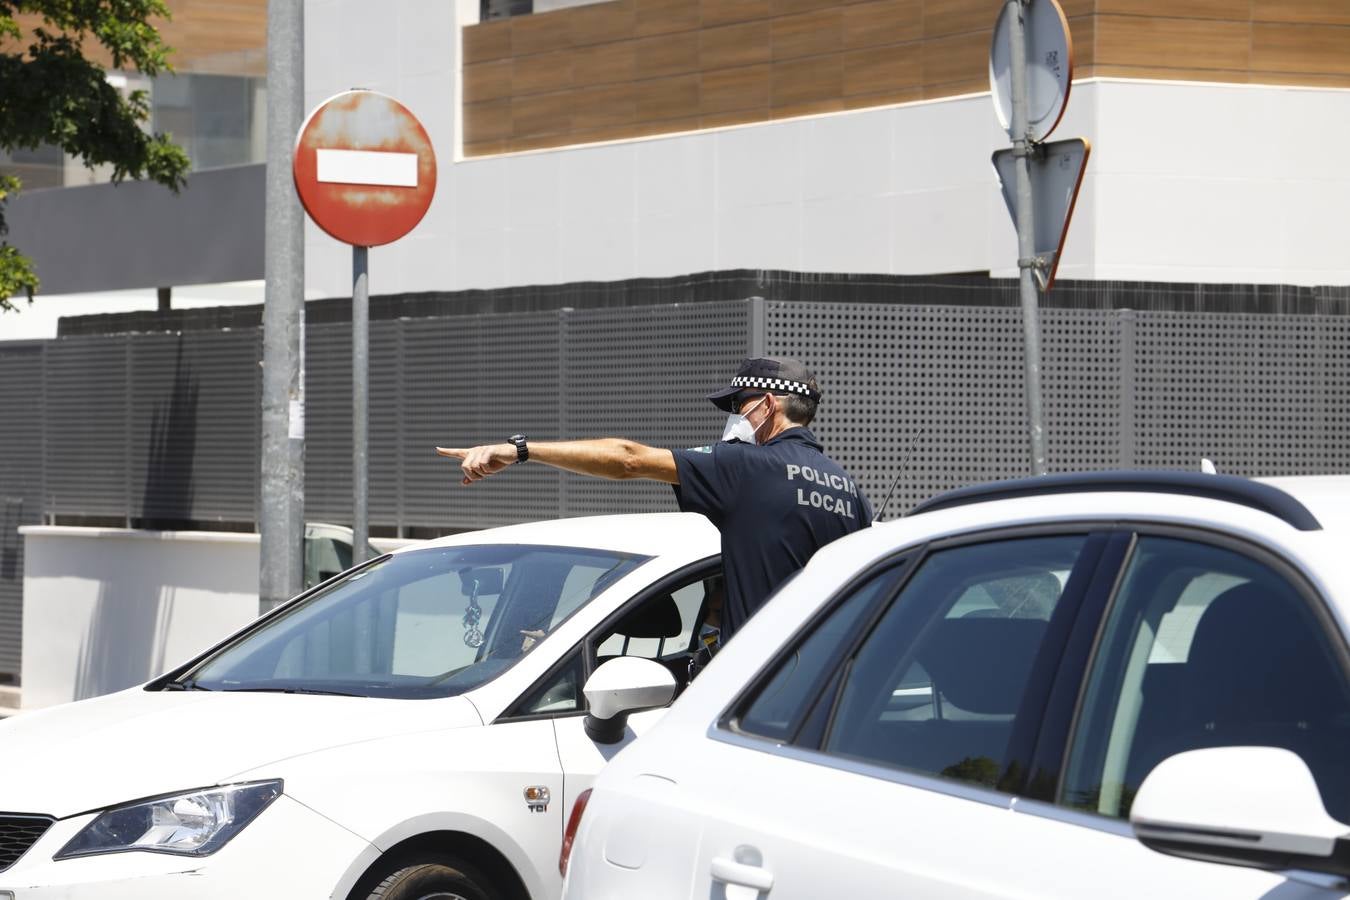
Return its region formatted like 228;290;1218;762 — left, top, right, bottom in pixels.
0;687;482;818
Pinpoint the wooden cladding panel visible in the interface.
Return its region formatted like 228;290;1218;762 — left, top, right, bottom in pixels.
1095;0;1249;18
1254;0;1350;26
635;31;701;77
701;21;773;69
462;0;1350;157
1095;15;1252;71
1253;22;1350;75
772;9;844;59
701;63;772;114
635;0;703;37
702;0;773;28
843;0;923;49
574;41;638;85
8;0;266;76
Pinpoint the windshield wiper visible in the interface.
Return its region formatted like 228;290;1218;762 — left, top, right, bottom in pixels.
222;687;362;697
161;679;211;691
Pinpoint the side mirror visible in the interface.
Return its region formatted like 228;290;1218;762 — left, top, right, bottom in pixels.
1131;746;1350;877
582;657;676;745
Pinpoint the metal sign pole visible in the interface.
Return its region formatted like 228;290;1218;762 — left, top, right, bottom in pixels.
352;245;369;564
259;0;305;614
1008;0;1048;476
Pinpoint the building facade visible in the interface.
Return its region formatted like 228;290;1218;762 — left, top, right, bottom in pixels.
1;0;1348;683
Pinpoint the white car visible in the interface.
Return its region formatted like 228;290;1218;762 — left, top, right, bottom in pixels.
0;512;721;899
561;473;1350;900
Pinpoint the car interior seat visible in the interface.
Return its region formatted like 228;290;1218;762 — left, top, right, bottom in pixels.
597;593;690;689
1129;581;1350;819
838;617;1047;780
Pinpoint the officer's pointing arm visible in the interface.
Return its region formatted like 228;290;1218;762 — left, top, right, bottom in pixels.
436;439;679;486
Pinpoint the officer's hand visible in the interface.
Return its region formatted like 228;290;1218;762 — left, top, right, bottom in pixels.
435;444;515;485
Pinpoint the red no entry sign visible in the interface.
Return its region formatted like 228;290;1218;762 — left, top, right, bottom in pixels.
293;90;437;247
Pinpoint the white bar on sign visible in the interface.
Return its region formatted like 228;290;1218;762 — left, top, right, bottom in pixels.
316;148;418;187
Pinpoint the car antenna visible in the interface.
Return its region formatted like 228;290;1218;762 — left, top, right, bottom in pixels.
877;428;926;522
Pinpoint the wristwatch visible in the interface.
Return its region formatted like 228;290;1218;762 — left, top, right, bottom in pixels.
508;434;529;464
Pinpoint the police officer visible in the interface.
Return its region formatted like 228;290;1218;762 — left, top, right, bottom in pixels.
436;357;872;641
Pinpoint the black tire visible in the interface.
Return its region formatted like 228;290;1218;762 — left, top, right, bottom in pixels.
365;861;495;900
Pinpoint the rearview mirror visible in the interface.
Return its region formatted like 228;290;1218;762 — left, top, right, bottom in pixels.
1131;746;1350;876
582;657;676;745
457;566;504;596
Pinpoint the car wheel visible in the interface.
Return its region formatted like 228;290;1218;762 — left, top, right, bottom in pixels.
365;861;496;900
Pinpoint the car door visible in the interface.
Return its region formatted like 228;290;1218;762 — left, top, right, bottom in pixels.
671;527;1350;900
659;530;1119;900
498;560;723;845
1008;528;1350;899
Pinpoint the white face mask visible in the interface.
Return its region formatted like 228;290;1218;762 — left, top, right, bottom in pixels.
720;396;767;444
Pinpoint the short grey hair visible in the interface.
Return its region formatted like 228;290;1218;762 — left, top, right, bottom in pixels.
777;392;817;427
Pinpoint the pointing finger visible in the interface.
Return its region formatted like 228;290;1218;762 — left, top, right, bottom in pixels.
435;447;467;459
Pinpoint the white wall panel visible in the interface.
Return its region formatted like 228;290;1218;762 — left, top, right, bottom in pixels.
506;224;562;286
558;143;636;224
635;136;716;220
636;213;717;279
892;95;1004;194
802;113;893;202
715;121;805;210
893;185;992;275
508;153;563;228
801;196;893;275
454;157;511;232
716;202;802;272
453;228;510;289
20;527;261;709
397;0;455;79
557;218;637;284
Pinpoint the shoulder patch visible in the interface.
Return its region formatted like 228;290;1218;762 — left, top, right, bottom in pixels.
687;445;714;454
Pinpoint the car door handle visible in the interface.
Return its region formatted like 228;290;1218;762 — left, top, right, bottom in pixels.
711;856;774;892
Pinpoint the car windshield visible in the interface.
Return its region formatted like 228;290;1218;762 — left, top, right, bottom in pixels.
179;544;649;699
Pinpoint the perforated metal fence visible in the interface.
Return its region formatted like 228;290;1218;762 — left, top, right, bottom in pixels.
0;342;44;680
2;274;1348;680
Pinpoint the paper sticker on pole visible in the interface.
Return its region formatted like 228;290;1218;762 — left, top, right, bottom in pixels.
989;0;1073;143
293;90;437;247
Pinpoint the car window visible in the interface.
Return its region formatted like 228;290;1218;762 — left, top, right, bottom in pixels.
184;544;647;699
735;562;906;742
595;572;721;662
1061;535;1350;822
505;566;724;719
822;536;1088;791
514;650;586;717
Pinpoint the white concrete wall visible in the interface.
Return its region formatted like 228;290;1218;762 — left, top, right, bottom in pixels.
19;527;263;709
302;2;1350;296
17;527;418;710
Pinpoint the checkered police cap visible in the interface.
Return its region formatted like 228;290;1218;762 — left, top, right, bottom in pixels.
707;357;822;412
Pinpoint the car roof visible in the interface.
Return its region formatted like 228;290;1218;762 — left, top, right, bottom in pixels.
836;473;1349;572
390;511;720;559
1255;475;1350;531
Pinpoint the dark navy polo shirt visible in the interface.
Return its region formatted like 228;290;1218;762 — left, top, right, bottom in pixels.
671;427;872;639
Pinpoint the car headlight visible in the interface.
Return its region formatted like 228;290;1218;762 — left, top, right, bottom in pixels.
55;780;282;860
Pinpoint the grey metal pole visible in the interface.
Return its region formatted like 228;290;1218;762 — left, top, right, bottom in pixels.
1008;0;1048;475
259;0;305;613
352;245;369;564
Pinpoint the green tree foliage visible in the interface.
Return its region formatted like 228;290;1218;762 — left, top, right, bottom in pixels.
0;0;190;312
